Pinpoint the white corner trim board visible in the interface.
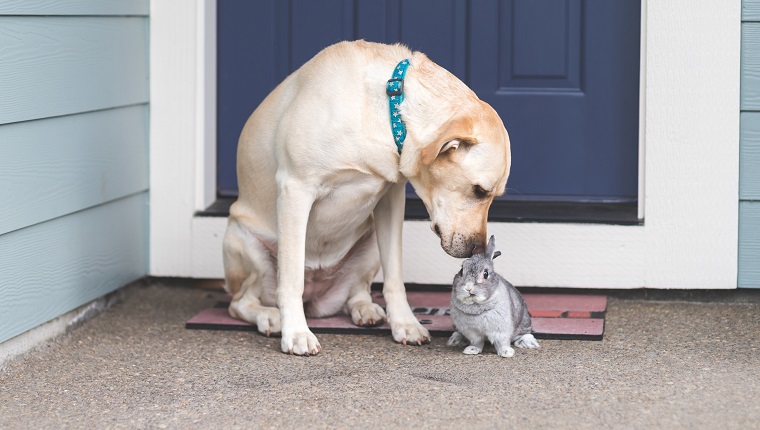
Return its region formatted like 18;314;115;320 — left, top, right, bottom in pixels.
150;0;740;289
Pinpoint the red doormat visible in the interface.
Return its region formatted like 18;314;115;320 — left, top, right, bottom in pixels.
186;291;606;341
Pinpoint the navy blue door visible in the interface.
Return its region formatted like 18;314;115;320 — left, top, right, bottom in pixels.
217;0;640;206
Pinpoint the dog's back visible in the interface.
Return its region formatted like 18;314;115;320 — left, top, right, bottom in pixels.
232;41;412;230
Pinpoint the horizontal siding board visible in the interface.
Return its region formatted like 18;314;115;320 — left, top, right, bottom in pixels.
0;16;148;125
743;23;760;110
0;192;148;343
0;105;149;235
741;112;760;199
0;0;148;16
739;201;760;288
744;0;760;21
741;1;760;288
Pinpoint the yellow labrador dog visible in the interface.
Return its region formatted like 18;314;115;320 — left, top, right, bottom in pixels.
223;40;510;355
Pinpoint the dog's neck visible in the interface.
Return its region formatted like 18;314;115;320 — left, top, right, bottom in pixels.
393;53;481;180
386;59;410;154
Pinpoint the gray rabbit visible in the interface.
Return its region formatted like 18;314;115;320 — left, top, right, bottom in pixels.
448;235;540;357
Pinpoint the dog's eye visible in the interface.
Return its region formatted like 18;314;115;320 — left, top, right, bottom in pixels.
473;185;489;199
483;270;489;279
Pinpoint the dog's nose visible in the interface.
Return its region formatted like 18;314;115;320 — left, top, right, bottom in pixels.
433;223;442;238
471;243;485;255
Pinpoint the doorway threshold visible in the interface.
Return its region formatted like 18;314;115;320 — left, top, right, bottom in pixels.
198;197;642;226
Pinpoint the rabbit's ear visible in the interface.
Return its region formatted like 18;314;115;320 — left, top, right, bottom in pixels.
492;251;502;259
486;235;497;260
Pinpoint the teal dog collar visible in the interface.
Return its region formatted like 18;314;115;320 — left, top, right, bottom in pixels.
387;59;410;154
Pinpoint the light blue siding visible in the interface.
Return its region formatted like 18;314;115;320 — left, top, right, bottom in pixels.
740;112;760;200
0;6;149;343
0;105;148;235
0;16;149;125
739;202;760;288
0;0;148;16
742;23;760;111
744;0;760;22
0;193;148;343
741;4;760;288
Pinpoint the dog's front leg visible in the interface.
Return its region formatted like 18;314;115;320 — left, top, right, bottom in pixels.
276;179;321;356
374;181;430;345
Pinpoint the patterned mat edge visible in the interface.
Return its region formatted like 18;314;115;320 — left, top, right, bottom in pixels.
186;296;607;341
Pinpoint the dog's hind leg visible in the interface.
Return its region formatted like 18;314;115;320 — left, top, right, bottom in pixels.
342;232;386;327
229;278;281;337
346;280;387;327
299;231;384;324
223;217;281;336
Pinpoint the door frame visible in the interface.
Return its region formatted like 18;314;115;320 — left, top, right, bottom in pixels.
150;0;740;288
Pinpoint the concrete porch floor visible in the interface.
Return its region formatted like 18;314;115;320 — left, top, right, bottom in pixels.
1;280;759;429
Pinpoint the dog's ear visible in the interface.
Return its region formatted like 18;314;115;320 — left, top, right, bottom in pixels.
440;139;461;153
421;116;476;165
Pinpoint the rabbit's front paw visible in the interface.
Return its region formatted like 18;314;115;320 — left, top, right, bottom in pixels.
463;345;482;355
447;331;467;347
497;345;515;358
514;333;540;349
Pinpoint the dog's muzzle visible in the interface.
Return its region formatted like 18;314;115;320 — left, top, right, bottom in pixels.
441;234;484;258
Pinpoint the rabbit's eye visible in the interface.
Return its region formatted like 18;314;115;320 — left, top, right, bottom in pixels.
483;270;489;279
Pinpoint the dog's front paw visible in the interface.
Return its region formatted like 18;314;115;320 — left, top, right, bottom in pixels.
350;302;387;327
281;329;321;356
390;317;430;346
463;345;482;355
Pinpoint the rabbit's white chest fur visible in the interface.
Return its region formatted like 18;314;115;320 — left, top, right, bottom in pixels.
451;287;513;335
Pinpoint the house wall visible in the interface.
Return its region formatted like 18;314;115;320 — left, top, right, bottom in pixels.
156;1;740;289
741;0;760;288
0;1;150;343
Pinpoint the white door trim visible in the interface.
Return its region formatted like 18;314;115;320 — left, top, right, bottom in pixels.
150;0;740;288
